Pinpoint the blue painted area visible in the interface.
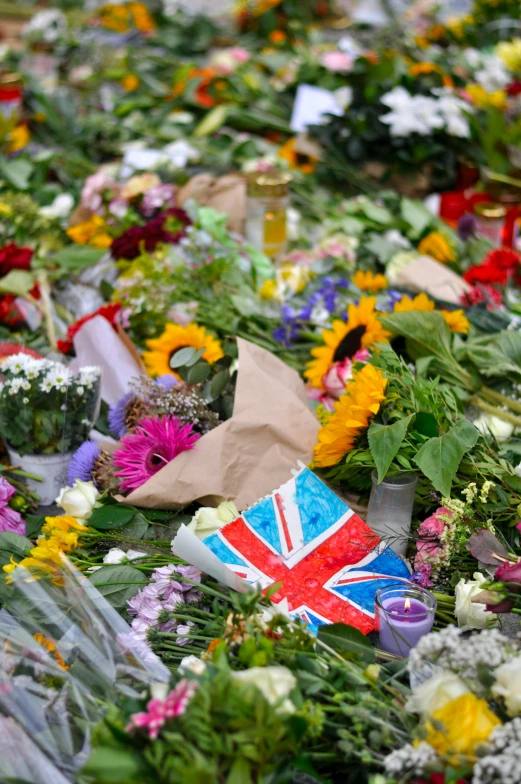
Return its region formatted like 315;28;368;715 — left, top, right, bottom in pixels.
243;496;281;553
347;549;411;579
333;576;407;614
291;608;326;636
204;533;249;568
295;469;349;544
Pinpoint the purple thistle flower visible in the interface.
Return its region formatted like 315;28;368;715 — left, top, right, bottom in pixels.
155;374;178;390
108;392;134;439
457;213;477;241
68;441;100;484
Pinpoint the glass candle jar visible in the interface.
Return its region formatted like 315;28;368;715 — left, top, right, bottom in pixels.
473;202;506;247
0;73;23;120
375;584;436;658
245;171;291;259
366;471;418;556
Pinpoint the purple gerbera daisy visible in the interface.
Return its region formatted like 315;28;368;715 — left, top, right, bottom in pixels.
108;392;134;439
68;440;100;484
113;415;200;494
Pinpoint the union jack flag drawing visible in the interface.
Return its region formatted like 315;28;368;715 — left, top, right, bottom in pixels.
203;467;411;635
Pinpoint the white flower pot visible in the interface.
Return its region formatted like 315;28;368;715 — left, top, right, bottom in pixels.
7;447;73;506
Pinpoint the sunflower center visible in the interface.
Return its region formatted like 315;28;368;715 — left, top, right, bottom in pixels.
145;448;169;473
333;325;367;362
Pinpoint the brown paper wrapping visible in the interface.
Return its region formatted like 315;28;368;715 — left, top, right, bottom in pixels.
124;338;319;511
395;255;471;305
176;173;247;234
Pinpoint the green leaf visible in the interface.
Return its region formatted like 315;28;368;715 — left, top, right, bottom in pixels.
51;246;106;272
413;412;439;438
0;533;32;567
365;234;395;264
88;565;147;609
170;347;197;368
186;362;211;384
81;747;146;782
226;758;252;784
413;418;479;496
124;513;149;539
318;623;375;662
194;104;229;136
0;270;36;297
25;514;45;538
0;157;33;190
210;369;230;399
88;504;136;530
185;347;206;367
368;415;414;482
400;197;433;237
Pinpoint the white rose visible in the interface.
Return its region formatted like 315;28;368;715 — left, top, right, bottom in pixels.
179;655;207;676
232;666;297;713
126;550;147;561
405;670;470;717
455;572;497;630
474;413;514;441
103;548;127;565
39;193;74;220
187;500;239;540
492;657;521;717
56;479;100;521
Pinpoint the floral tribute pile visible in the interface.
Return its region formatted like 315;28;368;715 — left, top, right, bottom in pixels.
3;0;521;782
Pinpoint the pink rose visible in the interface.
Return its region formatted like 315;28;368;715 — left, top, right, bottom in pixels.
415;507;451;566
320;50;353;73
323;358;354;399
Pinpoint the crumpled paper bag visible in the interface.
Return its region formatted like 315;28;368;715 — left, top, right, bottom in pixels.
70;315;144;406
395;254;471;305
176;173;246;234
125;338;319;510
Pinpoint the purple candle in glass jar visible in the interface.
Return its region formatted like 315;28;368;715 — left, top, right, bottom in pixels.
375;585;436;657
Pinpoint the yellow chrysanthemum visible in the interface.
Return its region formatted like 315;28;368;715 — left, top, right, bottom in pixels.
422;693;501;763
143;322;224;379
351;270;388;292
466;84;507;110
129;2;156;33
67;215;112;249
305;297;390;389
418;231;454;264
496;38;521;74
313;364;388;468
121;74;140;92
394;292;435;314
33;632;69;671
439;308;470;334
41;515;87;536
8;124;30;153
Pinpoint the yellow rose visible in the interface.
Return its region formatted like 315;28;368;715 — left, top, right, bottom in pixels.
423;693;501;762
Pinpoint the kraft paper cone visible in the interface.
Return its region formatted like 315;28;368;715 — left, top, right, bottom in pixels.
395;255;471;305
176;173;246;234
124;338;319;511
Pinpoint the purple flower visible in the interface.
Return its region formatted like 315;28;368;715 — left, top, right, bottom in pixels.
0;477;25;535
457;213;477;241
108;392;134;439
155;374;178;390
175;623;193;646
68;441;100;484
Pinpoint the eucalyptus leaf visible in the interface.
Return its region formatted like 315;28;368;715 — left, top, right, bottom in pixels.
413;418;479;496
368;415;414;482
185;347;206;367
170;347;197;368
186;361;211;384
210;369;230;399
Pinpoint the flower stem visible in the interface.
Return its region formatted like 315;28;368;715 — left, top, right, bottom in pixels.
472;396;521;428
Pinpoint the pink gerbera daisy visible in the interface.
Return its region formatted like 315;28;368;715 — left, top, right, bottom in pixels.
113;415;200;493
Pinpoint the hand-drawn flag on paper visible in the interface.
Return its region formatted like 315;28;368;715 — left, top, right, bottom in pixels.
201;467;411;634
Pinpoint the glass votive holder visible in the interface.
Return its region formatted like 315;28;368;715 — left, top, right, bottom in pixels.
366;471;418;556
375;584;436;658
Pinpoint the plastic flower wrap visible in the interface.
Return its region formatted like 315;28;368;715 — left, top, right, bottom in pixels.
0;556;168;783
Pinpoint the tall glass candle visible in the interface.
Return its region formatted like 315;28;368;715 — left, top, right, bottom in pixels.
375;584;436;658
366;472;417;556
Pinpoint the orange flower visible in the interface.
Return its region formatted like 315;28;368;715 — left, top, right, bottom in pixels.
351;270;388;292
8;124;30;153
33;632;69;671
279;138;317;175
67;215;112;249
409;62;441;77
269;30;287;44
121;74;140;92
129;1;156;33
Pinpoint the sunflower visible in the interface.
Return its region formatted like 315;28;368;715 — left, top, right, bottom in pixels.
418;231;454;264
313;364;388;468
393;293;470;333
351;270;388;292
143;322;224;379
305;297;390;389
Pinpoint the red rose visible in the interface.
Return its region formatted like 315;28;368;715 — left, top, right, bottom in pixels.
58;302;122;354
111;208;191;260
463;264;507;286
0;243;33;276
483;247;521;271
507;80;521;96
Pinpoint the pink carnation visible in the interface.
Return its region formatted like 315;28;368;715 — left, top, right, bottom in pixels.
414;507;451;567
128;679;198;738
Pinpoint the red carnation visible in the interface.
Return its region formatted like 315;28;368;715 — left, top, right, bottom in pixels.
463;264;508;286
461;283;503;308
111;208;191;261
0;243;33;276
57;302;122;354
507;80;521;96
483;247;520;271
